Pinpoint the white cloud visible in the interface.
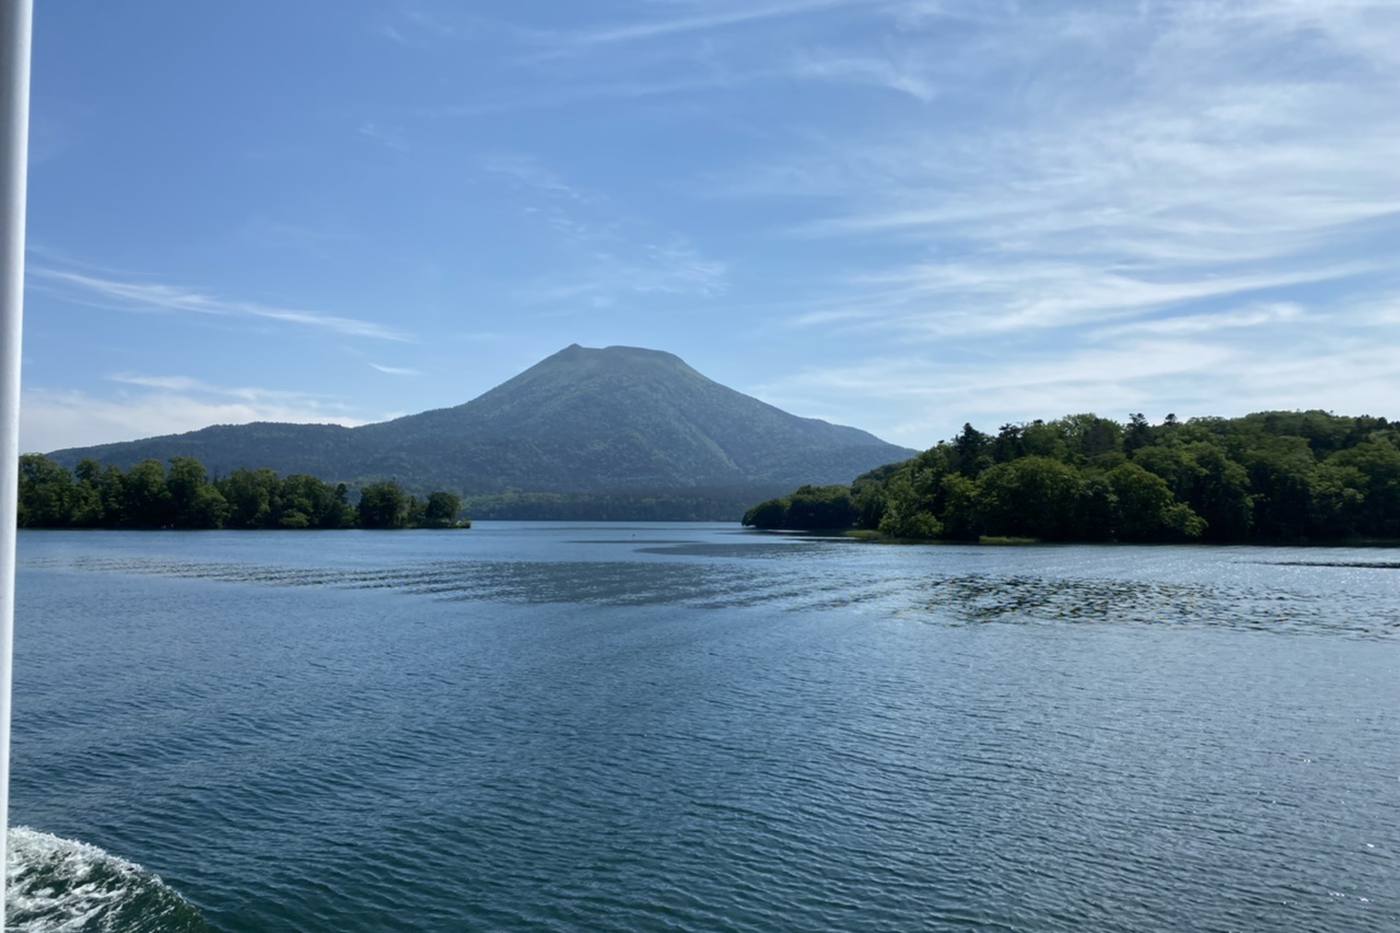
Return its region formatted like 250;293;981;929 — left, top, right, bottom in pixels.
718;0;1400;340
483;155;729;307
356;121;410;152
807;260;1371;337
754;308;1400;447
30;267;412;342
368;363;420;376
551;0;866;49
790;50;939;101
21;377;370;453
1089;302;1306;339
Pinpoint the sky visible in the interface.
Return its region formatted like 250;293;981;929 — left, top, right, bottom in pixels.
17;0;1400;452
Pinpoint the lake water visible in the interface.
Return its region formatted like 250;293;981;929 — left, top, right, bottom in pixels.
8;524;1399;931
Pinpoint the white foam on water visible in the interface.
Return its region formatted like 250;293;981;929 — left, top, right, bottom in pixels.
5;827;206;932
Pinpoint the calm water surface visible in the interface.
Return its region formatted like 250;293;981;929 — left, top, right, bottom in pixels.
8;524;1400;931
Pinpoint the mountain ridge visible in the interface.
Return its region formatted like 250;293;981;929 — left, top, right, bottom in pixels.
47;345;914;519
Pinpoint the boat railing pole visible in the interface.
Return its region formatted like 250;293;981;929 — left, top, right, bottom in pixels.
0;1;34;929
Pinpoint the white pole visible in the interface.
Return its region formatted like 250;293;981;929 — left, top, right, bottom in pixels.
0;0;33;928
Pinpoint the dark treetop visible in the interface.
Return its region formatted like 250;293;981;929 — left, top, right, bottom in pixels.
744;411;1400;544
43;345;914;521
17;455;467;530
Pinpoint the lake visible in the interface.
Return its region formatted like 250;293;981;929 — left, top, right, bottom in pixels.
8;525;1399;931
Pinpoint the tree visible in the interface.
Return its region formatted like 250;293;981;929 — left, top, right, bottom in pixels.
1309;463;1367;538
992;424;1025;463
1328;438;1400;537
11;455;472;531
784;485;858;530
358;481;408;529
1106;462;1204;541
1243;438;1315;540
1061;413;1122;462
96;466;127;526
187;485;231;529
876;472;941;538
168;457;211;527
939;473;981;540
122;460;174;528
219;468;278;528
976;457;1084;540
742;498;788;529
424;491;463;527
1124;413;1152;455
18;455;76;527
1180;444;1252;541
1021;420;1069;460
952;423;991;477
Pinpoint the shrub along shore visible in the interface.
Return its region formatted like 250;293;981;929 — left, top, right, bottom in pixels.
17;455;468;530
743;411;1400;544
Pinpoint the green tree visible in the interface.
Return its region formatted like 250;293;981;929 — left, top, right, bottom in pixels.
784;485;858;530
747;409;1400;545
952;423;991;476
1106;462;1204;541
18;455;76;527
122;460;174;528
187;485;231;529
1061;413;1122;462
991;424;1025;463
70;459;107;527
976;457;1084;540
939;473;981;540
424;491;463;527
1124;413;1152;455
358;481;408;529
167;457;212;527
1328;438;1400;537
1243;438;1315;539
219;468;278;528
742;498;789;529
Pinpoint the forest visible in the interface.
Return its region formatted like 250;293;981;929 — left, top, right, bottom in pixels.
742;411;1400;544
16;455;468;530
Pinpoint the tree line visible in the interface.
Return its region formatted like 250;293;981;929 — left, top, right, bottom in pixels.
743;411;1400;544
17;455;468;530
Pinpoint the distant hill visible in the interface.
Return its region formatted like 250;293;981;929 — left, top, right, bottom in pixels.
49;345;915;520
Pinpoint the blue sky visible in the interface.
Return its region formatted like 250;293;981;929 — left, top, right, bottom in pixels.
18;0;1400;452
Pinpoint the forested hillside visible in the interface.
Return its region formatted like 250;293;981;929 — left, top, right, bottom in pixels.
743;411;1400;543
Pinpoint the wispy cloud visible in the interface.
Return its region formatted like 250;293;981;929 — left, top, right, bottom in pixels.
30;267;413;342
22;376;371;453
803;260;1373;337
1089;302;1307;340
546;0;866;50
480;154;729;307
356;121;410;152
790;50;939;101
755;321;1400;447
432;71;768;117
481;153;589;201
676;0;1400;443
369;362;420;376
107;373;345;403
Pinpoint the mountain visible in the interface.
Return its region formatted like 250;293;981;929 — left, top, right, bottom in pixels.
48;345;914;520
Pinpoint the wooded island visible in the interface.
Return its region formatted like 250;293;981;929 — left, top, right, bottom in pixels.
744;411;1400;544
16;455;467;530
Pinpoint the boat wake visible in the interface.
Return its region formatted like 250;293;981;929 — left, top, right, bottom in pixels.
6;828;209;932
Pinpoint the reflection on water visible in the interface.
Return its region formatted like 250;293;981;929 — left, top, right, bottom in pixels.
27;533;1400;638
11;525;1400;932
